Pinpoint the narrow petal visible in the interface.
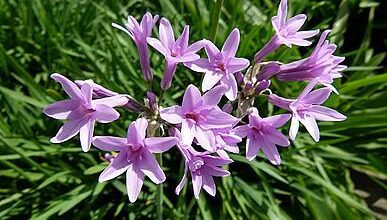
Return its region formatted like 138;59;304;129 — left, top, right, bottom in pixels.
182;84;202;112
233;125;250;138
138;150;166;184
127;118;148;145
126;164;145;203
265;127;290;146
226;57;250;74
202;155;233;166
144;137;178;153
299;115;320;142
204;110;238;130
185;40;206;53
43;99;81;119
202;72;223;92
278;0;288;28
195;127;216;152
205;41;220;61
92;95;129;108
303;88;332;105
92;136;127;151
50;117;88;143
308;106;346;121
79;118;95;152
261;140;281;165
80;82;93;105
202;84;227;106
95;104;120;123
192;173;203;199
285;14;307;32
289;115;299;140
205;166;230;177
269;94;292;110
202;175;216;196
99;152;130;182
51;73;83;100
221;28;240;58
112;23;134;39
221;75;238;101
179;53;200;63
175;165;188;195
263;114;291;128
147;38;168;56
181;120;195;146
159;18;175;50
160;105;184;124
184;58;212;73
246;137;261;161
175;25;189;51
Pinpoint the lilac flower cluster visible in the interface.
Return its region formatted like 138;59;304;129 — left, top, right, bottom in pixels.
43;0;346;202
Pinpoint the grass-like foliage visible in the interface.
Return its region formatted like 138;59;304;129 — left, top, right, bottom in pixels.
0;0;386;219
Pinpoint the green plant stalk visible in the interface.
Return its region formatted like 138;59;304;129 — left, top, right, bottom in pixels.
209;0;224;42
156;154;163;220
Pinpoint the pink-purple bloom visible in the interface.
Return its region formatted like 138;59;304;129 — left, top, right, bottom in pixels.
186;29;249;100
172;128;232;198
275;30;346;93
160;84;238;151
234;108;291;164
147;18;205;90
269;80;346;142
43;73;128;152
93;118;178;203
112;12;159;82
254;0;319;63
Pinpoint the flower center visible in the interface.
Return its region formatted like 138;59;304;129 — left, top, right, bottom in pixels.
189;157;204;174
185;112;203;124
171;46;181;57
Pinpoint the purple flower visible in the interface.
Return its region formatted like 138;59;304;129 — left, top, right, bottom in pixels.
92;118;178;203
275;30;346;94
147;18;205;90
172;128;232;198
186;29;249;101
269;80;347;142
254;0;319;63
160;84;238;151
112;12;159;82
43;73;128;152
234;108;291;164
213;129;241;158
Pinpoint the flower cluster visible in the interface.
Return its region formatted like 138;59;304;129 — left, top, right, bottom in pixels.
44;0;346;202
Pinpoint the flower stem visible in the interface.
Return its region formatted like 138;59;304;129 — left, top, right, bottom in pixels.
209;0;224;42
156;154;163;220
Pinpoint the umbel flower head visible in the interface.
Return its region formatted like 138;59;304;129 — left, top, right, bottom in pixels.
93;118;178;203
43;73;128;152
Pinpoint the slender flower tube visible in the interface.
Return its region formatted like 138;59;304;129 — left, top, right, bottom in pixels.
93;118;178;203
43;73;129;152
112;12;159;82
147;18;205;90
254;0;319;63
269;80;346;142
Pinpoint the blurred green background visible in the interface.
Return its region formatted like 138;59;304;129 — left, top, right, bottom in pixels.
0;0;386;219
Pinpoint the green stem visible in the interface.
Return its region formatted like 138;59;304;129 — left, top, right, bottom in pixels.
209;0;224;42
156;154;163;220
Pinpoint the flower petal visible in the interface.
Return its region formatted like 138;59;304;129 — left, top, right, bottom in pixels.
43;99;81;119
299;115;320;142
127;118;148;145
308;106;347;121
182;84;202;112
147;38;168;56
221;75;238;101
263;114;291;128
246;137;261;161
144;137;178;153
126;164;145;203
92;95;129;108
221;28;240;58
138;150;166;184
195;127;216;152
92;136;126;151
261;139;281;165
95;104;120;123
50;117;88;143
303;88;332;105
160;105;184;124
233;125;250;138
181;120;195;146
192;172;203;199
202;175;216;196
201;72;223;92
175;25;189;51
202;84;227;107
159;18;175;50
79;118;95;152
99;152;130;182
289;115;299;140
175;165;188;195
226;57;249;74
51;73;83;100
